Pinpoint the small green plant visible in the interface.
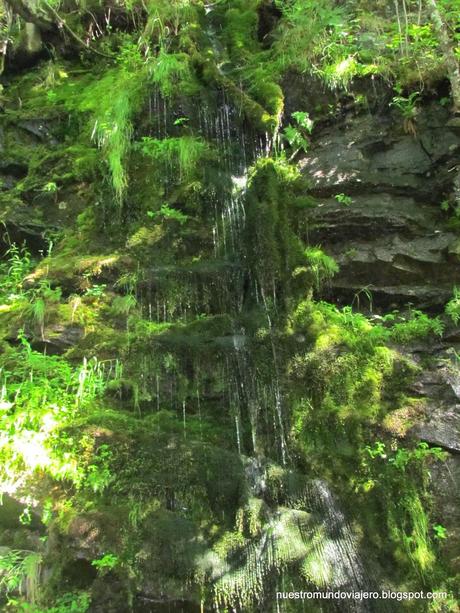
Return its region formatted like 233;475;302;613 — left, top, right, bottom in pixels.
173;117;189;127
433;524;448;540
304;246;339;289
8;591;92;612
0;549;41;603
335;193;352;206
111;294;137;316
86;444;114;493
440;199;450;212
390;87;420;134
390;310;444;343
19;507;32;526
91;553;119;575
390;89;420;118
84;284;107;298
445;287;460;325
42;181;58;195
147;204;188;225
283;111;313;160
0;243;33;301
138;136;209;178
365;441;387;459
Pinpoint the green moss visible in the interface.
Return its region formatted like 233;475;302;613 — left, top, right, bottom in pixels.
244;157;305;309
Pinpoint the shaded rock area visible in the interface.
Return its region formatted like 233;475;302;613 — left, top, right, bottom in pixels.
429;455;460;575
409;345;460;453
300;104;460;308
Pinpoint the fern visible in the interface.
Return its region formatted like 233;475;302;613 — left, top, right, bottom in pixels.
150;49;193;97
0;549;42;603
138;136;210;177
111;294;137;316
75;44;147;206
304;246;339;289
445;287;460;325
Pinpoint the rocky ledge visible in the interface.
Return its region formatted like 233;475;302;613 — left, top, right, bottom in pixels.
300;103;460;309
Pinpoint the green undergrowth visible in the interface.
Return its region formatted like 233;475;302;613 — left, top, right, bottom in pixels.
287;296;453;594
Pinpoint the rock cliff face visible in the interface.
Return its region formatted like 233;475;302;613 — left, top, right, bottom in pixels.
301;104;460;308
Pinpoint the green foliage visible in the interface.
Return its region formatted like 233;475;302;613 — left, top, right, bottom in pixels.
147;203;189;225
335;193;353;206
150;50;195;97
0;549;41;603
360;441;446;579
445;287;460;324
42;181;58;194
273;0;345;75
0;244;33;302
91;553;119;575
282;111;313;158
389;310;445;343
7;592;91;613
433;524;448;540
86;443;114;493
84;284;107;298
304;247;339;289
272;0;459;95
1;0;458;605
138;136;210;178
299;301;445;349
0;343;114;492
244;157;305;305
66;41;148;206
111;294;137;316
391;88;421;119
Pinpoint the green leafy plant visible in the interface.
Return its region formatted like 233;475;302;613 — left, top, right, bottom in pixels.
111;294;137;316
0;549;41;603
0;244;33;302
147;204;188;225
7;591;91;612
433;524;448;540
84;284;107;298
91;553;119;575
173;117;189;127
445;287;460;324
390;89;420;118
390;87;420;134
335;193;352;206
149;50;193;98
42;181;58;194
304;246;339;289
138;136;209;178
86;444;114;493
390;310;444;343
283;111;313;160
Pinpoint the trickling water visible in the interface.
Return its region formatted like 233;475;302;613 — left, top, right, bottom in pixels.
182;400;187;439
156;374;160;412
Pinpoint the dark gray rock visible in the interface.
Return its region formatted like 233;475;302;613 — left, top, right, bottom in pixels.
429;454;460;573
301;105;459;197
414;404;460;453
408;348;460;453
18;119;57;144
301;104;460;308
